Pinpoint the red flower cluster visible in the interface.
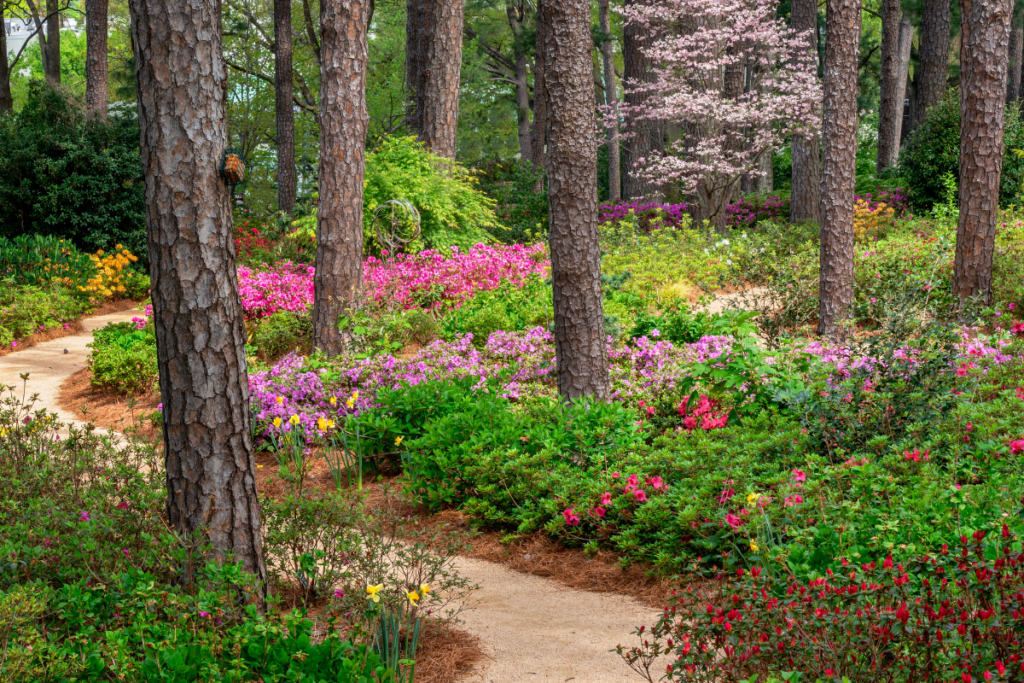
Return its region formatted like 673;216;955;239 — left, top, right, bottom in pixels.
678;394;729;431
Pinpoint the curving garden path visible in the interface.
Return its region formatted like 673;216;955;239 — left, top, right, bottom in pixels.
0;308;662;683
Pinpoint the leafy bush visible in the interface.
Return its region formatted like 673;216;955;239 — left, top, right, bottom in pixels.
472;159;548;243
896;91;1024;210
438;275;553;345
0;83;147;258
629;303;757;345
725;195;789;229
89;320;158;395
0;233;96;288
0;281;91;348
249;310;312;360
79;244;149;300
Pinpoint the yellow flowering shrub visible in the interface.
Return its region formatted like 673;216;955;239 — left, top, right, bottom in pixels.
853;199;896;241
78;245;140;299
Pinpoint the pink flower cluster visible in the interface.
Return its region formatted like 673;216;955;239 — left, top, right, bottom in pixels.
237;262;315;320
677;394;729;430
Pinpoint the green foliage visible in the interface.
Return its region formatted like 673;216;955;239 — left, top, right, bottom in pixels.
438;275;553;345
0;234;97;288
249;310;312;360
0;281;91;348
471;160;548;243
896;90;1024;210
629;303;758;345
89;321;158;395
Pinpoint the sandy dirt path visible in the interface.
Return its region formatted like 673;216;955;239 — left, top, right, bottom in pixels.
0;308;664;683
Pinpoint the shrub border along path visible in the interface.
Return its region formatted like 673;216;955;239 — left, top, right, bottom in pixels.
1;308;662;683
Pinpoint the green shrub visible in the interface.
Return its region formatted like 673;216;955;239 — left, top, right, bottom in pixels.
896;90;1024;210
629;304;757;345
438;275;553;345
249;310;312;360
0;83;147;259
89;321;158;395
0;233;97;288
0;281;91;348
471;159;548;243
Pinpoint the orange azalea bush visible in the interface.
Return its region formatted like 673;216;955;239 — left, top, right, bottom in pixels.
79;245;140;299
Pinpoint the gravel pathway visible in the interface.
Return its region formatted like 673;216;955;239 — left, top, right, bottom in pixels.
0;308;664;683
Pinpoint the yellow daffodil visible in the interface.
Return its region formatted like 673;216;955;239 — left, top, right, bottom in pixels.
317;417;327;431
289;415;301;425
366;584;383;603
395;436;404;447
276;396;284;405
406;591;420;604
327;419;335;429
419;584;430;595
750;541;759;552
330;396;337;406
273;417;282;428
0;427;6;437
746;493;761;506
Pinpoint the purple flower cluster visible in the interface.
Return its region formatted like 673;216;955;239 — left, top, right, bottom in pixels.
599;201;690;234
855;188;910;217
724;195;789;229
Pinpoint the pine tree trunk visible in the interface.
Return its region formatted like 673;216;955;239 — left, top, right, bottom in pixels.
85;0;108;120
818;0;860;341
754;150;773;192
789;0;820;224
419;0;464;159
1006;21;1022;104
954;0;1012;309
622;0;662;201
598;0;620;201
876;0;902;171
915;0;952;126
539;0;611;401
405;0;423;134
508;2;532;162
313;0;368;355
45;0;60;85
531;0;548;188
0;8;13;113
275;0;297;214
129;0;267;588
894;14;914;144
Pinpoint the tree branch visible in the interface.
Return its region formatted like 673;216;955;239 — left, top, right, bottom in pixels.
224;57;318;118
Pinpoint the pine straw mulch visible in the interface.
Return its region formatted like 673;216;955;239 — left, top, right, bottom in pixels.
57;367;162;442
0;298;144;358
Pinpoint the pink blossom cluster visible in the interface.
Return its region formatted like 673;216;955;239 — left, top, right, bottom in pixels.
677;393;729;430
237;262;315;320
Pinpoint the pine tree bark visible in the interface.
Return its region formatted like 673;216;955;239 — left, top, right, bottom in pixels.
85;0;108;120
507;1;532;162
915;0;952;126
954;0;1012;309
313;0;368;355
1007;21;1022;104
876;0;902;171
598;0;620;201
405;0;423;134
894;14;914;142
0;8;13;113
818;0;860;341
531;0;548;187
129;0;267;588
789;0;820;223
44;0;60;84
539;0;611;401
275;0;297;214
418;0;464;159
622;0;662;201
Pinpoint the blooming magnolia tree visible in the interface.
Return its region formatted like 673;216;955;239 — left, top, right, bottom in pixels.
621;0;821;226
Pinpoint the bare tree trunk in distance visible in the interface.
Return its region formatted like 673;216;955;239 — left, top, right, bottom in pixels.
508;1;532;161
789;0;820;223
1007;21;1022;104
539;0;611;401
915;0;952;126
0;8;13;113
954;0;1012;308
85;0;108;119
531;0;548;190
129;0;267;589
405;0;423;134
313;0;368;354
598;0;620;201
892;14;914;144
275;0;297;214
622;0;663;201
877;0;902;171
45;0;60;84
818;0;861;341
419;0;464;158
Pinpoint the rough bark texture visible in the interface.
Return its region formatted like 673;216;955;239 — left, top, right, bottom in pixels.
128;0;267;587
818;0;860;341
622;0;663;201
530;0;548;186
508;1;532;161
274;0;297;214
916;0;952;125
0;9;12;113
45;0;60;84
598;0;620;200
405;0;423;134
418;0;464;159
1007;21;1023;103
876;0;902;171
955;0;1012;308
789;0;820;224
539;0;610;401
85;0;108;119
313;0;368;355
754;150;773;192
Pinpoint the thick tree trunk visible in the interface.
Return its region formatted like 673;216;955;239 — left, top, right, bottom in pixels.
45;0;60;85
539;0;610;401
818;0;860;341
789;0;820;223
85;0;108;120
876;0;902;171
420;0;464;158
598;0;620;201
754;150;773;192
0;8;12;113
508;2;532;162
954;0;1012;309
915;0;952;126
313;0;368;355
1007;21;1022;104
129;0;267;588
405;0;423;134
622;0;663;201
275;0;297;214
531;0;548;187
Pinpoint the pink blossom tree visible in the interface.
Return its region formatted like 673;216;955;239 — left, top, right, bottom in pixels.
621;0;822;227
